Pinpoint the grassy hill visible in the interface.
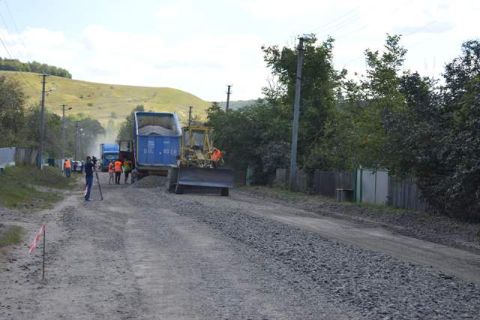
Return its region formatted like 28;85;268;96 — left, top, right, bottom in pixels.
0;71;211;129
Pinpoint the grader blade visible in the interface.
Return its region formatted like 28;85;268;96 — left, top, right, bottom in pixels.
177;167;234;189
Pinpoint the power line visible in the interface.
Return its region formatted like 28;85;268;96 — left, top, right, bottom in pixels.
0;1;38;92
0;34;38;91
0;1;31;59
308;6;360;34
0;34;36;90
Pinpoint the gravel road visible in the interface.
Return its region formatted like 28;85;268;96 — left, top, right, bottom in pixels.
1;173;480;319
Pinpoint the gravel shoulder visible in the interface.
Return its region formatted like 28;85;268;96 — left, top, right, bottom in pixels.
235;186;480;254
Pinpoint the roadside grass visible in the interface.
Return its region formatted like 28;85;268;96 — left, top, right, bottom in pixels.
0;166;76;210
0;225;24;248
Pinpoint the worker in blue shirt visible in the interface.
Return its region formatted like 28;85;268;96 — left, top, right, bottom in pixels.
84;156;94;201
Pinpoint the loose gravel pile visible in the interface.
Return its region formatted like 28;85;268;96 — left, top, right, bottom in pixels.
138;125;176;136
131;176;168;188
160;193;480;319
238;187;480;253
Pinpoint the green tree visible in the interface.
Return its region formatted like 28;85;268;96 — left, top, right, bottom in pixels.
262;37;345;170
208;100;290;184
379;40;480;220
321;34;408;170
0;76;25;147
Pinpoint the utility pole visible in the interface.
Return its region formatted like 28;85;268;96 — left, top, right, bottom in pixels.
226;85;232;112
188;106;193;127
74;121;79;161
289;37;307;191
61;104;72;162
38;74;48;169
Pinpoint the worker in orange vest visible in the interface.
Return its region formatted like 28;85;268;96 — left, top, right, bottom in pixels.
64;159;72;178
108;161;115;185
210;148;223;168
114;159;123;184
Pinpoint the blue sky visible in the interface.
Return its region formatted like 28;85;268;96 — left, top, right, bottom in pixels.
1;0;479;101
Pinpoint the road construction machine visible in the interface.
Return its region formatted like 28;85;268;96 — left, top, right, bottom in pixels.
169;123;234;196
131;111;182;182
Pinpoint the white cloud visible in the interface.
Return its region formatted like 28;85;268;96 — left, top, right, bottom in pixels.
1;0;479;101
0;24;267;101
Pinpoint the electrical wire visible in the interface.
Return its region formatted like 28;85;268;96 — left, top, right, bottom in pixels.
0;1;39;92
308;6;361;35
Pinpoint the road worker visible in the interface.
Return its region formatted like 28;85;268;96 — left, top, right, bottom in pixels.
123;159;132;184
210;148;223;168
114;159;123;184
108;161;115;185
84;156;94;201
64;158;71;178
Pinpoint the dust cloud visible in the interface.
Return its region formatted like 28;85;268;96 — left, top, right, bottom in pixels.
86;119;120;159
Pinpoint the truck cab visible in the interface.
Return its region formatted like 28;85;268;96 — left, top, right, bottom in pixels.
100;143;120;172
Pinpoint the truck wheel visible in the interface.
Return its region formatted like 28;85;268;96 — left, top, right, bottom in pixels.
221;188;229;196
131;172;137;183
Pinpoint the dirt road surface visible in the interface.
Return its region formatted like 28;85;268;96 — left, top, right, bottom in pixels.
1;173;480;319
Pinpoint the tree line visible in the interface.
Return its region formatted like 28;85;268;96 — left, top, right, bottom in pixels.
207;35;480;221
0;57;72;78
0;76;104;159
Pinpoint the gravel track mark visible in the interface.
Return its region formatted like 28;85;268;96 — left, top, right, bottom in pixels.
143;188;480;319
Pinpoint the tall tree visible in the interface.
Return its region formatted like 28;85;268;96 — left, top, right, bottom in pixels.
262;36;345;170
0;76;25;147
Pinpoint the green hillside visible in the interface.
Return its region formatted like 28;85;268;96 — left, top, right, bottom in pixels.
0;71;211;128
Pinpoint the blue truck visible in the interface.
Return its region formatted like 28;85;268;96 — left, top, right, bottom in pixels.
132;111;182;180
99;143;120;172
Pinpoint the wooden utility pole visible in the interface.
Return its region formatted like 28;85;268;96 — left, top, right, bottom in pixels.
61;104;72;162
74;121;79;161
289;37;306;191
38;74;48;169
188;106;193;127
226;85;232;112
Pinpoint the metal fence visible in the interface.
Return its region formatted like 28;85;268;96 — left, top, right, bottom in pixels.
358;169;389;205
0;147;16;169
0;147;38;168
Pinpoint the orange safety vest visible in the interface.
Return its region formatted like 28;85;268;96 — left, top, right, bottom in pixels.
211;149;222;161
108;162;114;173
64;159;71;169
114;160;122;172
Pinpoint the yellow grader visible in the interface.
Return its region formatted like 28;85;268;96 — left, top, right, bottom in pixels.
169;123;234;196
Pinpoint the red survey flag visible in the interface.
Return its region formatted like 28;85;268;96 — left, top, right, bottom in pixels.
28;224;45;254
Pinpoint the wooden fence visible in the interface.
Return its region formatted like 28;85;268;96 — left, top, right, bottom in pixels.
274;167;432;213
15;148;38;165
313;170;355;197
388;176;430;211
